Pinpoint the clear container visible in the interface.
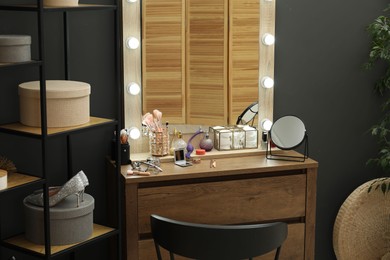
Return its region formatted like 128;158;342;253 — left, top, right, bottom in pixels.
149;128;169;156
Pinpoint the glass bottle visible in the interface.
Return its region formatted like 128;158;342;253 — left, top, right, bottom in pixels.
173;131;187;150
199;131;214;151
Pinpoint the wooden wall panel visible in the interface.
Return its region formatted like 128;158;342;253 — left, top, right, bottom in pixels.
186;0;228;125
142;0;186;123
229;0;260;125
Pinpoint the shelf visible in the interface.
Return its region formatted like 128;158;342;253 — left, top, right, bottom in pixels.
0;60;42;69
0;4;116;12
0;117;116;137
0;172;41;193
4;224;116;256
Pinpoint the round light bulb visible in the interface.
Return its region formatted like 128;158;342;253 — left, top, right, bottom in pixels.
261;119;273;131
126;37;140;49
261;76;274;89
262;33;275;46
128;127;141;140
127;82;141;95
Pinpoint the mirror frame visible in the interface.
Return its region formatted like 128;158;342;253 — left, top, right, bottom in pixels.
122;0;276;154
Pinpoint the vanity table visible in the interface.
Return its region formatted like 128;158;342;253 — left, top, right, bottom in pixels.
117;151;318;260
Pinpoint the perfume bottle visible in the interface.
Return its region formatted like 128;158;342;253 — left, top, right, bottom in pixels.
173;131;187;150
199;131;214;151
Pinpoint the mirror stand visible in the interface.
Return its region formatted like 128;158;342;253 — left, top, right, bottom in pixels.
266;133;309;162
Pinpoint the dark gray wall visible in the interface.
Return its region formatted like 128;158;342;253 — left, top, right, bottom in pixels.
1;0;388;259
275;0;388;259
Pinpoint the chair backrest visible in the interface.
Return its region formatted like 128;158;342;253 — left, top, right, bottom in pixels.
150;214;288;260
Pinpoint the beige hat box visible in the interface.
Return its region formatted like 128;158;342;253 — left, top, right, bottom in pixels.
0;35;31;63
0;169;7;190
18;80;91;128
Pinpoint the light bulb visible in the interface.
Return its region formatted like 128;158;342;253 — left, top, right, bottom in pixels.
126;37;140;49
128;127;141;140
126;0;137;2
127;82;141;95
261;119;273;131
262;33;275;46
261;76;274;89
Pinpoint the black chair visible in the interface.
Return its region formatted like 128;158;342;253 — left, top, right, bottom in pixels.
150;214;288;260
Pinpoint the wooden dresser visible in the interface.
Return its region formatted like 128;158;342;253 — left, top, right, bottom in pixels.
119;151;318;260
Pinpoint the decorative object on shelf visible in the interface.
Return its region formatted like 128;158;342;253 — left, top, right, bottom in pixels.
24;193;94;246
333;178;390;260
266;115;308;162
0;35;31;63
0;169;7;190
0;155;17;173
25;171;88;207
143;110;169;156
18;80;91;127
199;131;213;151
43;0;79;7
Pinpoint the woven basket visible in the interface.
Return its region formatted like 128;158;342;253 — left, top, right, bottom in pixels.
333;178;390;259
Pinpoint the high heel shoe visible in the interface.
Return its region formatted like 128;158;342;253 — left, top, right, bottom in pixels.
26;174;85;207
32;170;89;201
77;170;89;202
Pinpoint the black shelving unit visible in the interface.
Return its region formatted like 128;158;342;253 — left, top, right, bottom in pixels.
0;0;123;259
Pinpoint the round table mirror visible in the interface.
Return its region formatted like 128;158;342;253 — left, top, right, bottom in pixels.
270;115;306;150
236;102;259;126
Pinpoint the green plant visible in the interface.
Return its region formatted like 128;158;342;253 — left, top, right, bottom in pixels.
365;6;390;176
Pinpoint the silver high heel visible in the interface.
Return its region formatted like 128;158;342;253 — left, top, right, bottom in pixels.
77;170;89;202
26;174;85;207
32;170;89;201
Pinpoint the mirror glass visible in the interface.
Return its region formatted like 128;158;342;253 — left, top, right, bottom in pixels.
270;115;306;150
122;0;275;154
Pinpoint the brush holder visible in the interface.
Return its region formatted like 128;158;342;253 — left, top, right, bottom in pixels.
149;129;169;156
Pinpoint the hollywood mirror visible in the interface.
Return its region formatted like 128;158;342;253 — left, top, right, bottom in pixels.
122;0;276;154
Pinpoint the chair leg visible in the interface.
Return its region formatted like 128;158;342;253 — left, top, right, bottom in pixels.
154;242;163;260
274;246;282;260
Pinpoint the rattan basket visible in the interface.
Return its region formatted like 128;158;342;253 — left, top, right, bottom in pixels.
333;178;390;259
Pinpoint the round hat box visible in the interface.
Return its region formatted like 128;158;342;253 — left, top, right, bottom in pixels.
24;193;94;245
0;169;7;190
18;80;91;128
0;35;31;63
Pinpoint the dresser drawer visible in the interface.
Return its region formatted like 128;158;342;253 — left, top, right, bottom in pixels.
138;174;306;234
